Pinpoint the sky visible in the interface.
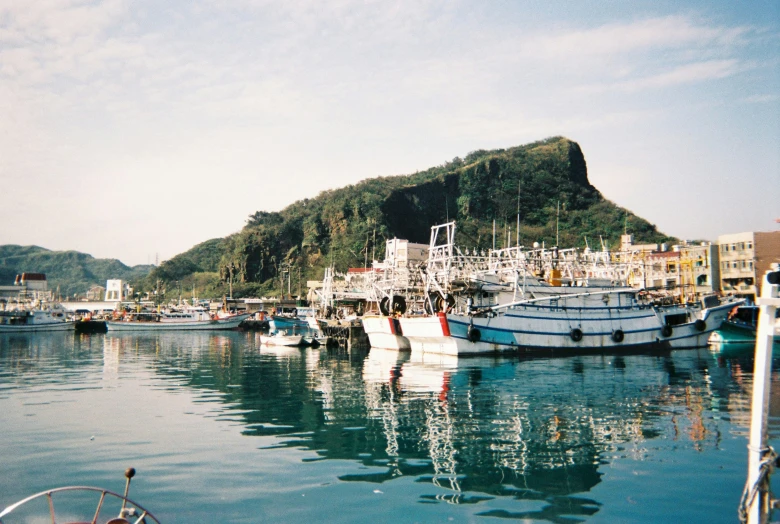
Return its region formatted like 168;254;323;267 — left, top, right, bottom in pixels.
0;0;778;267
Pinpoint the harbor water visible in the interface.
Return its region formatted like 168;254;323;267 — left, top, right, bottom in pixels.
1;331;779;523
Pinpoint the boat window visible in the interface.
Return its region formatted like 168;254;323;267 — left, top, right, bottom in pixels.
664;313;688;326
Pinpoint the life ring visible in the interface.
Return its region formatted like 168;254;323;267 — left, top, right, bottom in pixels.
570;328;583;342
611;329;624;343
661;324;673;337
467;327;481;343
694;319;706;331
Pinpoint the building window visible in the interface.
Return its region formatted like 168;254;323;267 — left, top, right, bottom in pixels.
722;245;728;253
748;242;753;249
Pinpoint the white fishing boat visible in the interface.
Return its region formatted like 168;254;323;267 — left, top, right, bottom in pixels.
398;291;741;356
361;314;410;350
260;331;303;346
0;306;76;332
395;221;742;355
106;307;250;331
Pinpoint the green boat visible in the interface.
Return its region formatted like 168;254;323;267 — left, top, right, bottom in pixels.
708;305;780;354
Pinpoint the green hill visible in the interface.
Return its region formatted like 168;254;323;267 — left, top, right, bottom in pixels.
146;136;674;299
0;245;154;298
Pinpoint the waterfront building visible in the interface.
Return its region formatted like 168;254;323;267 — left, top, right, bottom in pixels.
620;235;718;300
383;238;429;268
0;273;52;303
105;279;132;301
86;285;105;301
717;231;780;301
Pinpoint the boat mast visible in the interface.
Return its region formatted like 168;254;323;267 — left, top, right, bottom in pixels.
516;180;521;248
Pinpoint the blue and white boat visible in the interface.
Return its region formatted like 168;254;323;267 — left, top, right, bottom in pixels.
399;290;741;355
395;221;742;355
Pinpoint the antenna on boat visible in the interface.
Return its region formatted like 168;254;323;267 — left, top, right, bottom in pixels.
492;219;496;251
516;180;521;247
556;201;560;247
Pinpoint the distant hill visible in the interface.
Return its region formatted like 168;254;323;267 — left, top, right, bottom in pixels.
146;136;675;299
0;245;154;298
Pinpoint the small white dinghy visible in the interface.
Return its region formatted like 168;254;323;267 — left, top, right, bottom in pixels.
260;331;303;347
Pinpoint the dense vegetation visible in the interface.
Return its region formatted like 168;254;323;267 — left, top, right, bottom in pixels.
145;136;674;299
0;245;153;298
0;137;673;300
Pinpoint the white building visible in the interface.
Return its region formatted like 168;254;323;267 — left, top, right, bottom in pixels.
105;279;133;302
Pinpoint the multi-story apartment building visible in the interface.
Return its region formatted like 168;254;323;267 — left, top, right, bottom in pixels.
718;231;780;301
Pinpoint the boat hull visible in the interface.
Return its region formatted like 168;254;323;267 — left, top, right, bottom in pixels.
271;316;310;329
399;300;737;356
361;315;410;350
106;313;251;331
260;335;303;346
0;321;77;333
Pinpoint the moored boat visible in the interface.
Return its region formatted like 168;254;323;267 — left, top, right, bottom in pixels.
708;304;780;348
260;331;304;346
361;314;410;350
0;306;76;332
106;307;250;331
399;291;741;356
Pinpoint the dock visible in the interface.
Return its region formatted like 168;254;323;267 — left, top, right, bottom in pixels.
320;319;369;349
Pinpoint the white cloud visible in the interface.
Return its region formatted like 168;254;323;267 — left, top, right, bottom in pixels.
574;59;744;94
0;2;777;263
740;93;780;103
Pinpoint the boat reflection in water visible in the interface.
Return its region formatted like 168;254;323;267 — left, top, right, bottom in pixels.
2;331;780;522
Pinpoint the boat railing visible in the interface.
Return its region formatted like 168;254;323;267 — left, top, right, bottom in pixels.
478;288;639;313
0;467;159;524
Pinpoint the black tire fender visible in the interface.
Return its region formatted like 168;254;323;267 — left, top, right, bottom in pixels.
467;327;481;343
661;324;673;337
379;297;390;316
611;329;624;343
570;328;583;342
391;296;407;315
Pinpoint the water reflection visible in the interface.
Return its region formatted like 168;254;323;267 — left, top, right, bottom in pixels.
2;331;779;522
